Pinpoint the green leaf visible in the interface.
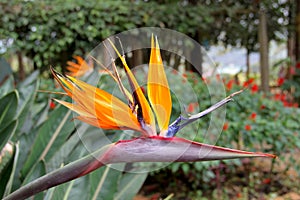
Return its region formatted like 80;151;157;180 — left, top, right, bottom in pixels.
0;120;18;153
89;164;125;200
21;106;74;176
0;143;14;199
0;57;13;85
3;142;19;198
46;123;90;171
44;180;75;200
0;91;18;131
17;70;39;89
0;75;14;99
114;172;148;200
22;160;46;186
14;75;39;136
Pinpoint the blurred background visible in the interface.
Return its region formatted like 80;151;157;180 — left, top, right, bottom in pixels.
1;0;300;200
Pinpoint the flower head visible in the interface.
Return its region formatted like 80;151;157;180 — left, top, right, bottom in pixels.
52;36;174;137
66;56;93;77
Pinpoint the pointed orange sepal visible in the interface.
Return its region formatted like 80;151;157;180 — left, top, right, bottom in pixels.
148;35;172;135
51;67;143;133
107;39;156;135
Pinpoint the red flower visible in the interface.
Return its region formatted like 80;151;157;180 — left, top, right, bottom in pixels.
223;122;229;131
50;101;56;109
243;78;254;87
251;84;259;93
236;193;242;198
282;101;298;108
260;105;266;110
245;124;251;131
262;178;271;184
187;102;198;113
250;112;256;120
226;80;235;91
290;67;296;75
187;103;194;113
277;77;285;86
280;94;286;101
274;93;281;101
172;69;178;75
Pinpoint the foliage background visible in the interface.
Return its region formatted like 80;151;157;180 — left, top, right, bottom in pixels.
1;0;300;199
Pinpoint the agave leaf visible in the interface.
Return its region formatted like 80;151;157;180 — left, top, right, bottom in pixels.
4;136;274;200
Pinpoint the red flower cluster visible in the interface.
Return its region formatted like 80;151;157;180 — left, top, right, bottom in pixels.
243;78;255;88
283;102;299;108
273;93;298;108
242;78;259;93
245;124;251;131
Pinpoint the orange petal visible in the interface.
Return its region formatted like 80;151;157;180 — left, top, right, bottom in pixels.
51;68;142;132
148;35;172;135
108;39;156;135
66;56;92;77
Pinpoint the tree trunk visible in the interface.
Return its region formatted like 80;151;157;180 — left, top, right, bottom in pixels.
246;49;250;80
17;51;25;81
258;10;269;92
191;44;203;75
295;0;300;62
132;49;143;68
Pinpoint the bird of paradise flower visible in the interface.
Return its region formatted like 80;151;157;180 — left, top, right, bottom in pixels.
4;36;275;200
